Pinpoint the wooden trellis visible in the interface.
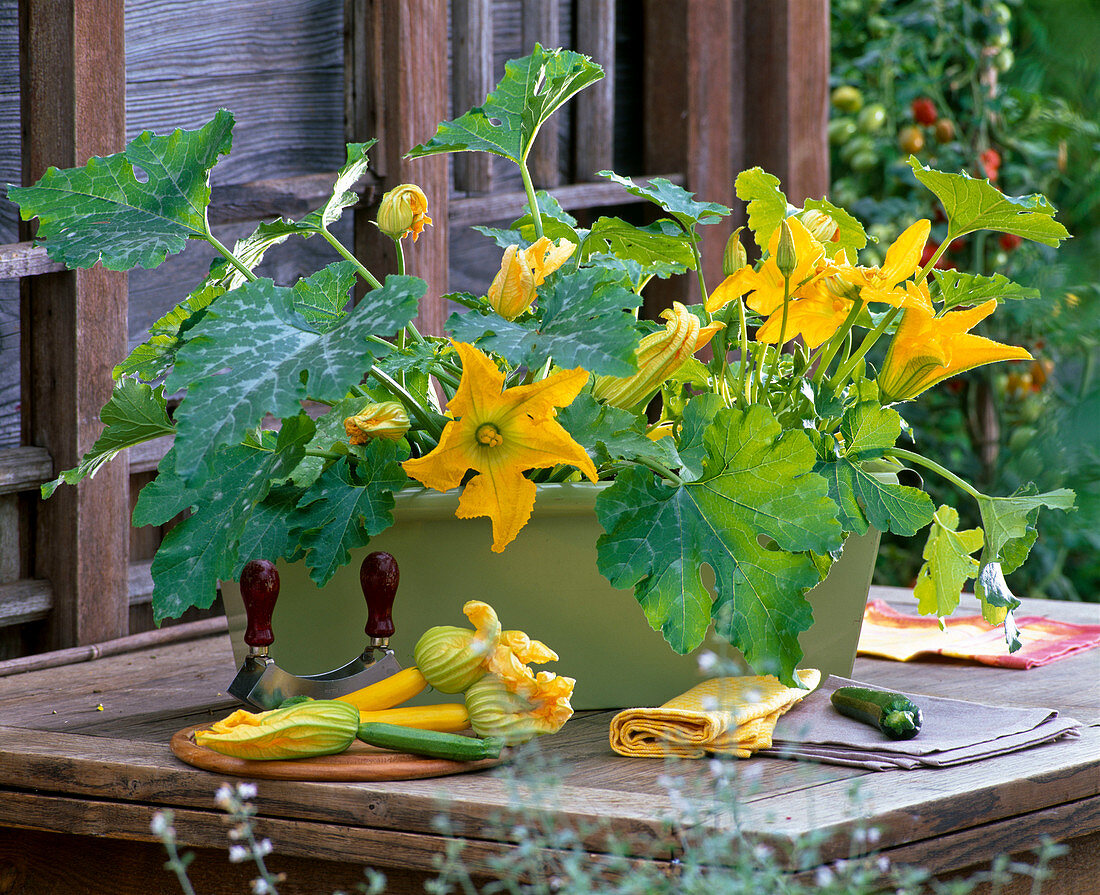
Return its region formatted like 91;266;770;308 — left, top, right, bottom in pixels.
0;0;829;659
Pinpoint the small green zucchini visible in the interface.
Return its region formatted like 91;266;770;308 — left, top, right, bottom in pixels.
357;721;503;761
830;686;923;740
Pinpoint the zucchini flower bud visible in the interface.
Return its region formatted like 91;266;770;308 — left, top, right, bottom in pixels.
487;237;575;319
799;209;839;245
413;600;564;696
722;227;748;277
591;302;723;410
413;600;502;693
194;700;359;760
377;183;432;242
464;671;575;745
344;401;410;444
775;219;798;278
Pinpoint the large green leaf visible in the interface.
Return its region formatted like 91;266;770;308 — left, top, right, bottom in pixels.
599;173;730;229
475;192;584;248
408;45;603;164
976;487;1075;566
41;379;176;498
907;157;1070;246
289;261;357;329
735;168;788;252
114;282;226;381
447;267;641;376
299;141;376;231
581;217;695;272
233;484;307;576
971;486;1075;625
913;505;983;617
8;110;235;270
292;442;409;586
167;272;422;479
812;403;935;536
930;269;1041;310
595;404;843;684
557;392;679;470
134;415;314;622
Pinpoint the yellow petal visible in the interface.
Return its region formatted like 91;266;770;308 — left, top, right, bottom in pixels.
881;219;931;285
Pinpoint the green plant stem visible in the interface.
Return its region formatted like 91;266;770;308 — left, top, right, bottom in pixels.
829;305;901;390
886;446;982;500
304;448;344;460
319;227;384;289
519;159;544;241
204;231;257;283
813;297;864;387
764;276;792;395
393;236;406;276
370;366;444;440
687;228;710;309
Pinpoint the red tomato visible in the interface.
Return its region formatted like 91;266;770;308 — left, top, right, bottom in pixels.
979;148;1001;181
911;97;938;125
999;233;1023;252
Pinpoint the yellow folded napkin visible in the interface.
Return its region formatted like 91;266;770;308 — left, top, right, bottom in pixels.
609;670;821;759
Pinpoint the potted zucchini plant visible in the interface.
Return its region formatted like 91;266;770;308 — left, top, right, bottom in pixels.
9;46;1073;707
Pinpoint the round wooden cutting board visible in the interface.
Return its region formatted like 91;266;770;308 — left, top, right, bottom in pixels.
170;723;506;782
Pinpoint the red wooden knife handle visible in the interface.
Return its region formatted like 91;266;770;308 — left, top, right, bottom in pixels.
361;551;398;640
240;559;280;649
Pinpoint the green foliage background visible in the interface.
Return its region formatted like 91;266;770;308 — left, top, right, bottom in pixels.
830;0;1100;601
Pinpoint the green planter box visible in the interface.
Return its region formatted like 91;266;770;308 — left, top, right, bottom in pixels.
222;483;880;710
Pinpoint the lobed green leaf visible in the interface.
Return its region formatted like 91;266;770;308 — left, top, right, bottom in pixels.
9;110;235;270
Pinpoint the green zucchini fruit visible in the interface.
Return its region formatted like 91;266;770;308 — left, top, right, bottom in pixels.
830;686;923;740
357;721;504;761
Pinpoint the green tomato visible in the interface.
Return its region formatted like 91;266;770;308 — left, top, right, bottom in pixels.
829;117;859;146
857;103;887;133
839;134;875;165
994;48;1014;72
831;85;863;114
849;150;879;173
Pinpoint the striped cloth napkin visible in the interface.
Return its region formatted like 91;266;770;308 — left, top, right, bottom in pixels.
858;599;1100;669
609;670;820;759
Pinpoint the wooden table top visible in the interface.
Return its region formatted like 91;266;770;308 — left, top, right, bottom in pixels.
0;585;1098;894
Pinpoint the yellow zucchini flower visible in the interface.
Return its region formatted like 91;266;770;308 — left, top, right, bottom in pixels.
850;219;931;306
487;237;576;319
706;216;827;316
878;299;1032;403
344;401;410;444
464;670;575;744
414;600;562;697
194;700;360;761
591;302;723;409
402;342;597;551
754;284;855;349
377;183;433;242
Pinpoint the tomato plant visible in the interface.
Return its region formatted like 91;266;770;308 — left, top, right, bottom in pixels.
831;0;1100;602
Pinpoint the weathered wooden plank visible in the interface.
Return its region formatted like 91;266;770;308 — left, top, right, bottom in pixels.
0;446;51;495
0;578;50;627
642;0;737;316
452;0;493;193
123;0;346;183
574;0;616;181
448;172;684;228
348;0;450;334
0;242;65;280
20;0;130;648
521;0;560;187
743;0;830;203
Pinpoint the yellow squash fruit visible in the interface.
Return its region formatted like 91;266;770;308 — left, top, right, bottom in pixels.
357;703;470;733
336;667;428;711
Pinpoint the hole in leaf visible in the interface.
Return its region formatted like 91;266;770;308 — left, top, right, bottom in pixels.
132;165;150;184
756;533;780;552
